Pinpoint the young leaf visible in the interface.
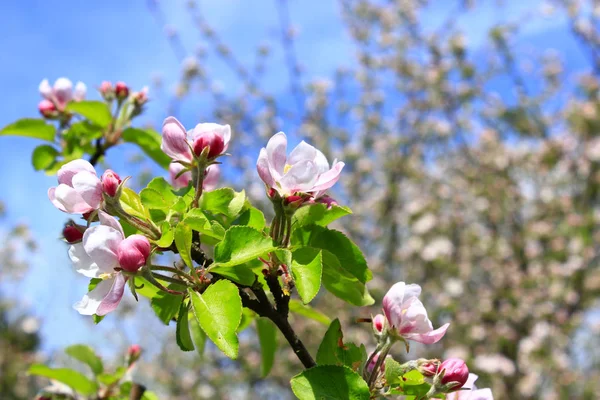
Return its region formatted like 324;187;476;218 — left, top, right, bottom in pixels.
316;319;366;372
321;250;374;306
233;205;266;231
211;226;276;268
289;300;331;326
188;281;242;359
290;365;370;400
140;177;178;210
31;144;59;170
189;312;207;358
200;188;245;219
154;221;174;248
210;264;256;285
121;128;171;169
65;344;104;375
28;364;99;395
66;101;112;128
256;318;277;377
174;221;193;267
184;208;225;245
0;118;55;141
120;187;148;219
290;247;322;304
384;357;407;386
150;286;183;325
176;302;195;351
293;203;352;228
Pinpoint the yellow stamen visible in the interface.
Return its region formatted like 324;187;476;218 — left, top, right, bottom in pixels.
283;164;292;174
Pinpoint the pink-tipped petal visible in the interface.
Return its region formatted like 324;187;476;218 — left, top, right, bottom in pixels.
279;160;318;194
287;140;317;165
96;273;127;316
161;116;192;162
72;172;102;209
312;161;345;192
57;159;97;186
405;322;450;344
73;277;114;315
169;162;192;189
54;184;94;214
257;148;275;188
82;225;122;273
266;132;288;179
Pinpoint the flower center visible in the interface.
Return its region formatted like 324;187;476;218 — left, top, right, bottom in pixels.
283;164;292;174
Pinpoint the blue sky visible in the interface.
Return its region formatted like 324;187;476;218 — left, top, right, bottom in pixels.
0;0;587;359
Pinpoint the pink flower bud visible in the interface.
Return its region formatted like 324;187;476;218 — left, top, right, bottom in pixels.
133;86;148;106
100;81;113;93
192;130;225;159
115;81;129;100
439;358;469;389
419;360;439;377
101;170;121;197
63;224;84;243
127;344;142;366
38;99;57;118
315;194;338;209
117;234;151;272
373;314;385;333
284;194;304;206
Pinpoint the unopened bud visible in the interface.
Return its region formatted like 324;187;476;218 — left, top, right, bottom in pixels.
192;131;225;159
133;87;148;106
117;234;151;272
99;81;114;100
115;81;129;100
439;358;469;390
101;170;121;197
63;223;84;243
38;99;57;118
284;194;304;206
373;314;385;334
127;344;142;365
418;359;440;377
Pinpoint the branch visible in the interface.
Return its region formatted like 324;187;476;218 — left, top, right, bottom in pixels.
88;138;105;166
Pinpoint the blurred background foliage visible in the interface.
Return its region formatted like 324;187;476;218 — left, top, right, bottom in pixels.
3;0;600;399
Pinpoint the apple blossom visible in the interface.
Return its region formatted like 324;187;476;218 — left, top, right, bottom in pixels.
445;374;494;400
71;211;151;316
115;81;129;100
38;99;57;118
169;163;220;191
101;170;121;197
161;116;231;162
48;159;102;214
62;223;84;244
256;132;344;198
382;282;449;344
39;77;86;110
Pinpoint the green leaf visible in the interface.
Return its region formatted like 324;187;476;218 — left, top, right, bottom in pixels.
321;249;374;306
28;364;98;395
134;276;161;299
66;101;112;128
316;319;366;372
211;226;276;268
98;366;126;386
120;187;148;219
289;300;331;326
291;247;322;304
293;203;352;228
200;188;245;219
122;128;171;169
290;365;370;400
384;357;408;386
184;208;225;245
154;221;174;248
150;285;183;325
188;281;242;359
176;302;195;351
31;144;59;171
174;222;193;267
234;205;266;231
140;177;178;210
0;118;56;141
310;228;371;283
189;312;207;358
256;318;277;377
210;264;256;285
65;344;104;375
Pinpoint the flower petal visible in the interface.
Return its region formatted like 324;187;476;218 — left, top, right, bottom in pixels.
39;79;52;99
73;81;87;101
96;273;127;316
98;211;124;237
404;322;449;344
169;162;192;189
161;116;192;162
190;123;231;150
48;187;67;212
203;165;220;191
54;184;94;214
279;160;318;194
257;148;275;188
57;159;97;186
288;141;317;166
73;277;114;315
314;149;330;173
72;172;102;209
68;243;100;278
266;132;288;179
311;161;345;193
469;388;494;400
82;225;122;273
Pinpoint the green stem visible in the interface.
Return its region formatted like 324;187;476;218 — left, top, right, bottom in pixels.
150;265;196;283
192;163;207;208
367;339;393;390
